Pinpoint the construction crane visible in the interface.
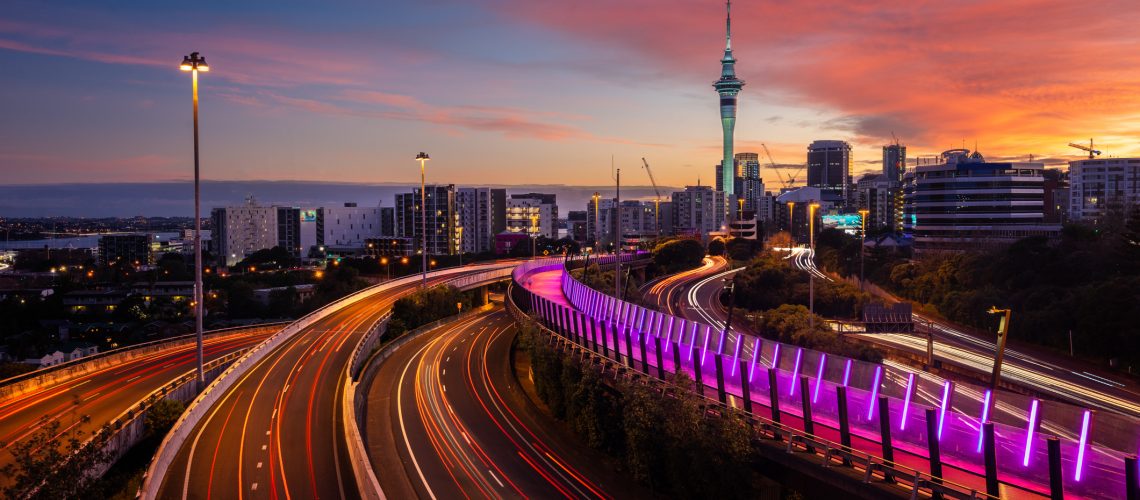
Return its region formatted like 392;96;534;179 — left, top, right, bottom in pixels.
1068;138;1101;159
641;157;663;237
762;143;806;190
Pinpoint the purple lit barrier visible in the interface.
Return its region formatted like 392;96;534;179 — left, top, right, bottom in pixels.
535;258;1132;497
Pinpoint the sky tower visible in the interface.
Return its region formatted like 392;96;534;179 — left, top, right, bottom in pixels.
714;0;745;197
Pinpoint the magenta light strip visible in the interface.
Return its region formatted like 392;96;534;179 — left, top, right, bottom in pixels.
748;337;761;383
1023;399;1040;467
976;389;992;453
1075;409;1091;481
936;380;952;439
771;343;781;369
789;348;803;397
900;373;915;431
866;366;882;420
730;334;743;376
842;359;852;387
701;325;713;366
812;353;827;404
663;316;676;353
716;328;727;355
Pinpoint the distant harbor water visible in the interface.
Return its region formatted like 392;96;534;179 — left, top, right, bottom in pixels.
0;232;181;250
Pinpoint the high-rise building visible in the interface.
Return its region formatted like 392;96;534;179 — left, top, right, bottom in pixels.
883;144;906;184
380;207;395;237
276;207;301;257
904;149;1059;253
807;140;852;205
567;210;588;243
507;193;558;239
1068;157;1140;224
316;203;385;249
456;187;495;253
855;174;892;230
490;189;507;235
210;199;278;267
98;234;154;267
395;185;458;255
586;197;615;247
713;1;745;198
672;185;726;236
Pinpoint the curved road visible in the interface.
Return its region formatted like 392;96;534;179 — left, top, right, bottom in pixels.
364;306;640;499
155;264;513;499
0;327;276;489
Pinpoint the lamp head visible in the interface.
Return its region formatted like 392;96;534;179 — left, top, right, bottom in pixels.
180;52;209;72
415;152;430;161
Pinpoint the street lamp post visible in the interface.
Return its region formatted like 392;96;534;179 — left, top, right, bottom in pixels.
592;192;600;251
858;208;869;290
808;202;820;329
416;152;430;288
787;201;796;244
530;214;539;256
180;52;209;389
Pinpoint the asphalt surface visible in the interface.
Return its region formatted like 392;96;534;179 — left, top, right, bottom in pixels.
0;327;276;489
155;264;512;500
364;307;638;499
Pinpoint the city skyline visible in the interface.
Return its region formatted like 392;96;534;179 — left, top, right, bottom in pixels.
3;0;1140;189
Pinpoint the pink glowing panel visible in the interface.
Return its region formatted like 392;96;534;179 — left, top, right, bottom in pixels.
976;389;992;453
789;348;803;397
866;366;882;420
1075;409;1091;481
1023;399;1040;467
716;327;726;355
812;353;827;404
748;337;761;383
900;373;915;431
842;359;852;387
730;334;743;376
700;325;713;366
936;380;953;439
771;343;781;370
687;322;699;361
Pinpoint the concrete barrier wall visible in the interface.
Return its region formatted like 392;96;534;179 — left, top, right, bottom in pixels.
0;323;287;401
140;262;515;499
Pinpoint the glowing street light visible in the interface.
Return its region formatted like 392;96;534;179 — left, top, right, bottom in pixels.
416;152;430;288
808;202;820;329
180;51;209;389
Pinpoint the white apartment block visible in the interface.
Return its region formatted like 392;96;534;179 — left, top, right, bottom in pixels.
1069;157;1140;224
211;202;278;267
506;194;558;239
318;203;384;248
456;187;495;253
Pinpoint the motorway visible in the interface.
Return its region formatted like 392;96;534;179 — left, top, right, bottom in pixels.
783;247;1140;419
155;263;513;499
0;327;277;489
364;306;637;499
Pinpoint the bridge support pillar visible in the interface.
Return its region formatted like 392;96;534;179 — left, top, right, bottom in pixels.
715;354;727;404
638;331;649;375
599;321;609;357
877;396;895;483
653;336;664;380
800;376;814;454
768;368;781;426
478;285;489;305
624;327;635;370
672;342;682;377
692;346;704;397
1048;437;1063;500
984;422;999;497
739;360;752;414
925;408;943;499
837;386;851;466
1126;455;1138;500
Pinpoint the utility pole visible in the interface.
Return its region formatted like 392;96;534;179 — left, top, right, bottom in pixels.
416;152;430;288
180;52;209;389
614;165;622;300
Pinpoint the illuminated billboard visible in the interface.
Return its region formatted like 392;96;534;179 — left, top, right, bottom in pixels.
822;214;862;230
301;209;317;222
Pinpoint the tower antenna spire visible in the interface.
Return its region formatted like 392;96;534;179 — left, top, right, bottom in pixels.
726;0;732;50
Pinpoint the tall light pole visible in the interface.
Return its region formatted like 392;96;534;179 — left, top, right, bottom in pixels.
416;152;430;288
808;202;820;329
787;201;796;243
592;192;600;251
858;208;869;290
530;213;539;256
180;52;209;389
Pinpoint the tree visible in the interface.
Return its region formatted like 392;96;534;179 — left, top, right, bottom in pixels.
1;410;110;499
724;237;761;262
707;237;726;257
652;238;704;274
144;399;186;438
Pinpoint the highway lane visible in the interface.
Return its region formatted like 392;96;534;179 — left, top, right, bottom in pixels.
156;264;514;500
365;306;636;499
640;256;726;317
782;247;1140;418
0;327;277;489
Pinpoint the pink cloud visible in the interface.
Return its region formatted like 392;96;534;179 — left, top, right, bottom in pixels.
492;0;1140;158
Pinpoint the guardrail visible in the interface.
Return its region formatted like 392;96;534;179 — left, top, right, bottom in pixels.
0;322;289;400
140;261;516;499
504;283;996;500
